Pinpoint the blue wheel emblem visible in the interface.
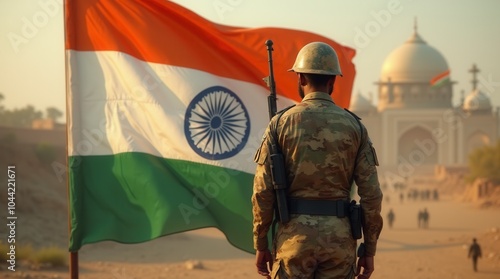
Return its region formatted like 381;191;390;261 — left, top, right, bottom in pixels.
184;86;250;160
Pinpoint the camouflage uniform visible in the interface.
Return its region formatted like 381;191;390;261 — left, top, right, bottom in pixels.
252;91;383;279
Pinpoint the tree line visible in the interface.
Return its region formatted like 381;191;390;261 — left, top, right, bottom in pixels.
467;139;500;184
0;93;63;128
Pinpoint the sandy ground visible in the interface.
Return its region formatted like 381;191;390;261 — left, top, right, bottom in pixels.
2;193;499;279
2;141;499;279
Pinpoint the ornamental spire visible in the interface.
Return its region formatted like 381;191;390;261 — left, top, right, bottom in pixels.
469;64;480;91
407;17;425;44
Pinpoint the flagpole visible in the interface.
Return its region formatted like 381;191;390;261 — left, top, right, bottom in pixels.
70;252;79;279
64;0;79;278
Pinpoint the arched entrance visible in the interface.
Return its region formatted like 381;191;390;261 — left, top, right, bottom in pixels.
398;126;438;166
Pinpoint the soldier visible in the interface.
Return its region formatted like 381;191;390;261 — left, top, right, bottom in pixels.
252;42;383;279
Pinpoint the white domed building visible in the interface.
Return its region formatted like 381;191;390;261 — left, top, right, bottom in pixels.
350;24;500;176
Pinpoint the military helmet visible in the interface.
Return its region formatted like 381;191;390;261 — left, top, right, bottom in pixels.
288;42;342;76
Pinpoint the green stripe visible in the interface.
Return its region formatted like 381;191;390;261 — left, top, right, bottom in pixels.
68;153;255;253
431;76;449;87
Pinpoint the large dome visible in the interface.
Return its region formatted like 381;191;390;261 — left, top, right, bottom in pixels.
381;30;449;83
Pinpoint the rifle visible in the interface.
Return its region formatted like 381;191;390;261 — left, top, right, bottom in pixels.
263;39;290;223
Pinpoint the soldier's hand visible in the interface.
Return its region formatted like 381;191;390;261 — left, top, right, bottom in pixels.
356;256;374;279
255;249;273;278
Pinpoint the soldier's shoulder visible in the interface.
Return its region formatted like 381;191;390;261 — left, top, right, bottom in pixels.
271;105;296;123
343;108;361;120
277;105;296;115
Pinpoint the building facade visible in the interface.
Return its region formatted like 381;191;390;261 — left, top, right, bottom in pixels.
349;25;500;177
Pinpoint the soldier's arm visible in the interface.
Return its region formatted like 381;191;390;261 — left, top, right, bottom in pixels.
353;126;383;257
251;129;276;251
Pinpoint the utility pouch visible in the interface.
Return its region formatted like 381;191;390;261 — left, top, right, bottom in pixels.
349;200;363;240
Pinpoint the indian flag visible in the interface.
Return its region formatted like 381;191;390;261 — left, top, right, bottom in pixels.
65;0;356;253
430;69;450;87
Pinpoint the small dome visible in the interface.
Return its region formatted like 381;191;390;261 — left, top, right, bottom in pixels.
381;30;449;83
463;89;492;111
349;93;375;112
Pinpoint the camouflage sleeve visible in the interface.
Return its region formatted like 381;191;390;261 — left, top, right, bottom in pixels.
354;125;383;257
251;128;276;251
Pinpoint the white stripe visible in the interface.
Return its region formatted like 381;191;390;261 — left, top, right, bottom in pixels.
67;50;296;174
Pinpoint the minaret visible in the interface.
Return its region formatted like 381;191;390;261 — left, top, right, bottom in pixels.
469;64;480;90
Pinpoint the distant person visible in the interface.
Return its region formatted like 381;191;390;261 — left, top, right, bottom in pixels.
387;209;395;228
422;208;429;229
468;238;482;272
399;192;404;203
433;189;439;201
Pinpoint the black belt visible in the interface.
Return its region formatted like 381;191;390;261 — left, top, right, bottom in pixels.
288;198;349;218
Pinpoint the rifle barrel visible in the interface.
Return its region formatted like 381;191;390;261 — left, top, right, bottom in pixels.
265;40;277;119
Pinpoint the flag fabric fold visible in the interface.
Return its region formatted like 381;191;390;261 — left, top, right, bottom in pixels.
65;0;356;253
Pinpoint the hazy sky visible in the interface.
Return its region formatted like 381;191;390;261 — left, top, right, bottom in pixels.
1;0;499;119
